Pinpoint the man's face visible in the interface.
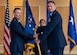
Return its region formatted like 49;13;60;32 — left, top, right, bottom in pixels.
14;9;22;20
47;2;56;12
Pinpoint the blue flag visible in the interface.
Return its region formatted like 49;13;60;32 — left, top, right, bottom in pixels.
68;0;77;50
46;0;52;55
46;0;51;25
24;0;36;44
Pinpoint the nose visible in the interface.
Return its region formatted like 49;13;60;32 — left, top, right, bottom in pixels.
48;6;52;9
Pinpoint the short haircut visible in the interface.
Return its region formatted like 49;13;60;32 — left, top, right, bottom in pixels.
13;8;21;13
48;1;55;5
40;19;45;23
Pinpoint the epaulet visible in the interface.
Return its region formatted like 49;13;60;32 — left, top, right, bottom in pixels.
53;10;57;15
13;18;17;22
14;19;16;21
53;11;56;14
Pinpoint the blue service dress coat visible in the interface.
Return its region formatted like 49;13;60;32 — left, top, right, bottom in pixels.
40;10;67;50
10;18;34;53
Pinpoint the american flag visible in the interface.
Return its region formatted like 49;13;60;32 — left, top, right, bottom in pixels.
4;0;11;55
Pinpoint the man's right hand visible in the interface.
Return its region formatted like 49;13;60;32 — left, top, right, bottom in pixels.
33;33;38;39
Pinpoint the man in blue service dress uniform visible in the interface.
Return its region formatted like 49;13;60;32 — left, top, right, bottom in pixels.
39;1;67;55
10;8;37;55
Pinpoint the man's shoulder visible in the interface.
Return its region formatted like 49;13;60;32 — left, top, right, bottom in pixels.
12;18;18;23
13;18;17;21
53;10;60;15
10;18;18;25
53;10;62;18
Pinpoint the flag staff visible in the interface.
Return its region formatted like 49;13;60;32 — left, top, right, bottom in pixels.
34;27;42;55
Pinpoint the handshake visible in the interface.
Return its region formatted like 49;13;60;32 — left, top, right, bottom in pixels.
33;33;40;44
